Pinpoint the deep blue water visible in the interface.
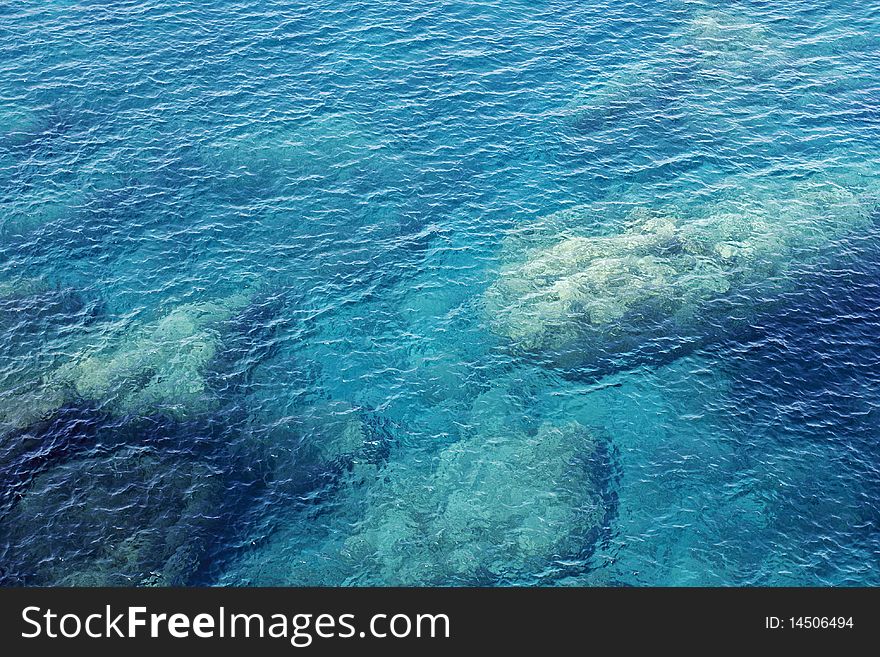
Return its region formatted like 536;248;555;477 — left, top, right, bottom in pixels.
1;0;879;585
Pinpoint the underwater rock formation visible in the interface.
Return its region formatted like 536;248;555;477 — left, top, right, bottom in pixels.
0;188;81;238
0;385;68;446
0;105;41;149
0;276;51;302
50;290;255;416
483;175;875;366
0;288;257;442
340;415;608;585
679;9;784;77
0;278;95;437
564;8;788;135
221;375;613;586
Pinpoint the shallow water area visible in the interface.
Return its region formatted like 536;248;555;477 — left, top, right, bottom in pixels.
1;0;879;586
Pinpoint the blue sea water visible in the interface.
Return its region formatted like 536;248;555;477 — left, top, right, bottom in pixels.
0;0;879;585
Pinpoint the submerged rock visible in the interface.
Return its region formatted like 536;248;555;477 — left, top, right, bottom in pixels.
563;8;788;135
0;105;42;149
0;188;82;238
222;376;614;586
483;176;874;366
0;279;97;437
50;289;256;416
0;385;68;444
0;277;52;302
0;287;259;444
341;416;608;585
679;9;785;79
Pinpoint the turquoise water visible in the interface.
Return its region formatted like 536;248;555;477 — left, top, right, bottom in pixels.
1;0;879;586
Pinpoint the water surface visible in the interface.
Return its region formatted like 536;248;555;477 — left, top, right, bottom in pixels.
1;0;879;586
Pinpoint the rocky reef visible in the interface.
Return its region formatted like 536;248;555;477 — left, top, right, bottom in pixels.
678;8;786;80
483;174;875;366
544;2;878;369
50;290;255;416
341;418;608;584
0;287;257;447
0;105;41;149
0;277;52;302
565;8;786;130
0;278;94;437
222;372;615;586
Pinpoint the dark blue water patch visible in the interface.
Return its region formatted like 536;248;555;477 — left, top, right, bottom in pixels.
569;434;622;583
687;238;880;583
205;290;291;397
0;443;227;586
24;172;202;253
200;409;402;585
0;400;249;510
720;237;880;439
0;402;274;586
0;404;112;513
